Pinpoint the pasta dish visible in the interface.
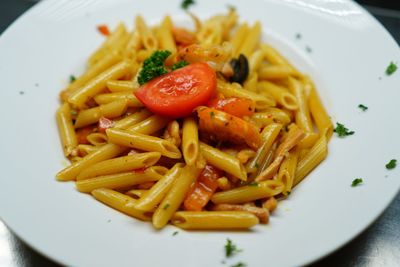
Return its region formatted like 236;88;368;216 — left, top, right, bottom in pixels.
56;8;332;230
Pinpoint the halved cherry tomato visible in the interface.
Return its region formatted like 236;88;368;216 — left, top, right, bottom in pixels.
98;117;115;133
134;62;216;118
208;97;255;118
97;24;110;36
184;165;223;211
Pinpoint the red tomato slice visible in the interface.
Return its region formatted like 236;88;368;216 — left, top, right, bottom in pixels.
208;97;255;118
134;62;216;118
183;165;223;211
97;25;110;36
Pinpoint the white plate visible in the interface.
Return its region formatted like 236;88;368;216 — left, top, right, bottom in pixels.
0;0;399;266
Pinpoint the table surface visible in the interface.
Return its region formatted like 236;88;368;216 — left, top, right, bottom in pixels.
0;1;399;266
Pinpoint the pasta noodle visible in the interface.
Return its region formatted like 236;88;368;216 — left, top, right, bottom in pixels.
55;9;332;230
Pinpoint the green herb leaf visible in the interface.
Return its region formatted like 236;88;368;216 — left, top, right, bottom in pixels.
254;163;260;169
385;62;397;75
333;122;354;137
295;33;302;40
171;60;189;71
227;4;236;11
163;203;170;210
351;178;363;187
305;46;312;53
172;231;178;236
248;182;259;187
137;50;171;85
181;0;195;10
358;104;368;111
210;111;215;118
231;263;246;267
386;159;397;170
225;239;242;257
69;75;76;83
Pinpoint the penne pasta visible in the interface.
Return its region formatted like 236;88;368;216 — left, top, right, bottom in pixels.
56;103;78;156
134;163;184;211
74;99;129;128
199;142;247;181
172;211;259;230
106;128;182;159
182;117;199;166
92;188;152;221
217;80;276;109
76;152;161;180
211;180;284;204
68;60;133;108
76;166;167;193
152;165;201;229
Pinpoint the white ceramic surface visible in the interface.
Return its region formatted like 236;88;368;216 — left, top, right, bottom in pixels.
0;0;399;266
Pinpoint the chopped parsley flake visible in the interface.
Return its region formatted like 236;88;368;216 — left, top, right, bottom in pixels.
225;239;242;257
385;159;397;170
248;182;259;187
137;50;171;85
385;62;397;75
171;60;189;70
210;111;215;118
172;231;178;236
163;203;170;210
254;163;260;169
334;122;354;137
358;104;368;111
295;33;302;40
69;75;76;83
19;91;25;95
231;263;246;267
227;4;236;11
305;46;312;53
351;178;363;187
181;0;195;10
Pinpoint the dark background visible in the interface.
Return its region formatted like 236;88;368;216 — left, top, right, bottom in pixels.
0;1;399;267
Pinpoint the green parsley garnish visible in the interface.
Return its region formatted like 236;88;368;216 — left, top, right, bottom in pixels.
385;62;397;75
225;239;242;257
305;46;312;53
210;111;215;118
248;182;259;187
351;178;363;187
171;60;189;70
172;231;179;236
333;122;354;137
181;0;195;10
137;50;171;85
231;263;246;267
163;203;170;210
69;75;76;83
385;159;397;170
358;104;368;111
254;163;260;169
295;33;302;40
227;4;236;11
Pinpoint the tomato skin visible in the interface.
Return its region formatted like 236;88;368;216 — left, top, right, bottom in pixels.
183;165;223;211
134;62;216;118
208;97;254;118
97;25;110;36
76;126;94;144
